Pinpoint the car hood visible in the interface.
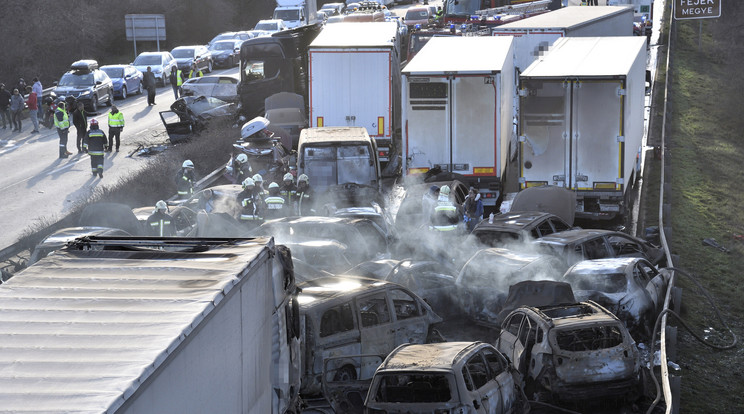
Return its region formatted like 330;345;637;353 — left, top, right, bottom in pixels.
54;86;93;95
211;51;232;57
175;58;194;64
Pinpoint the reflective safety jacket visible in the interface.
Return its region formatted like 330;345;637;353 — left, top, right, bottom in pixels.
176;70;185;86
83;128;107;155
175;167;195;196
188;69;203;78
430;197;460;232
297;187;313;216
108;111;124;128
146;211;176;237
263;194;286;219
238;188;263;221
54;108;69;129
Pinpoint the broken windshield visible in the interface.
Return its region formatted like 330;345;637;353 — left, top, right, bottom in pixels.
374;373;454;403
555;325;624;352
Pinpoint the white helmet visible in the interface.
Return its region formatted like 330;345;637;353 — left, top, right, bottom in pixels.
298;174;309;183
268;182;280;189
242;177;255;188
236;154;248;164
182;160;194;169
440;185;451;196
283;173;293;182
155;200;168;211
252;173;263;183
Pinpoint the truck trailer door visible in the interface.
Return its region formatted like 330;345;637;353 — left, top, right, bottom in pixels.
570;80;623;191
452;75;498;177
406;79;450;174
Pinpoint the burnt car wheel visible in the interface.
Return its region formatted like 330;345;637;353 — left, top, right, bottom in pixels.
333;365;357;382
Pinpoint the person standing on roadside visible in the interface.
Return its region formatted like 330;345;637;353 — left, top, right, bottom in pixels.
9;89;24;132
169;69;180;99
175;160;196;198
188;63;203;79
107;105;124;152
72;102;87;153
54;101;72;158
143;67;157;105
83;118;107;178
0;84;11;129
15;78;27;96
25;87;40;133
32;77;43;119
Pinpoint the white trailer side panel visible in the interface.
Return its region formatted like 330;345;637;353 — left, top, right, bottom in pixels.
403;77;451;174
310;49;392;138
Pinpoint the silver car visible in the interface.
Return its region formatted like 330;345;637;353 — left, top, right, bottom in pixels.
180;75;239;102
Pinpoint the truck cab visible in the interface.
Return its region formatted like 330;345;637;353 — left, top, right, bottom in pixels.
273;0;318;29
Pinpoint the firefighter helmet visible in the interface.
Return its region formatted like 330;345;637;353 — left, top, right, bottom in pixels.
242;178;255;189
182;160;194;169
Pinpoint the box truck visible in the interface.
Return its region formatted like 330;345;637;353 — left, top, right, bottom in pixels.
493;5;635;71
273;0;318;29
308;22;402;168
518;36;647;220
402;36;515;206
0;237;301;414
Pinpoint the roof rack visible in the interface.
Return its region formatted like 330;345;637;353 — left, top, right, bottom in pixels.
475;0;552;17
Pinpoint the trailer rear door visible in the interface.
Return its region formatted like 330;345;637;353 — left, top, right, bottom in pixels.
405;79;450;173
452;75;498;177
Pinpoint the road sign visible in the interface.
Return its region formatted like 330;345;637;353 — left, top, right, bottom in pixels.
125;14;166;55
675;0;721;20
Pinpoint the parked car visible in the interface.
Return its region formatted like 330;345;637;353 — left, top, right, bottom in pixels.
254;19;288;34
404;6;432;29
208;31;238;46
234;30;264;41
496;301;641;402
455;248;566;326
180;75;239;102
563;257;671;339
320;2;345;15
131;51;177;86
365;342;526;414
471;211;573;247
100;64;143;99
533;229;666;267
316;9;332;21
209;40;243;68
170;45;213;73
53;60;114;113
297;275;442;395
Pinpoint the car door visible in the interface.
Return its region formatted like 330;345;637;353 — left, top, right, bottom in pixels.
462;352;501;413
356;290;395;377
483;347;518;413
496;313;524;368
124;67;135;92
389;288;429;345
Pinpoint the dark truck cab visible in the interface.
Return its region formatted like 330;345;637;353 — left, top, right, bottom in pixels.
238;24;322;118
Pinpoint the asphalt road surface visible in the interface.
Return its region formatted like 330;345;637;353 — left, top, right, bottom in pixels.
0;66;239;248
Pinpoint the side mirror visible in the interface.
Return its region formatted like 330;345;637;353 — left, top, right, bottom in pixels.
95;81;102;85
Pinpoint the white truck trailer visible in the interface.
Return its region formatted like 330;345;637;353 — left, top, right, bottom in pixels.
402;36;515;206
274;0;318;28
308;22;401;167
0;237;301;414
492;5;634;71
518;36;647;220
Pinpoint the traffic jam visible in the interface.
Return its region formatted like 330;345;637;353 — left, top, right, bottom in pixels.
0;1;682;413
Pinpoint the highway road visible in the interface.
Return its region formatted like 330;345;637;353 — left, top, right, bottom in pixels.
0;66;238;248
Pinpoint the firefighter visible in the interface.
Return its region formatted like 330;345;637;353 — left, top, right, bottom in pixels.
227;153;252;184
82;119;107;178
296;174;314;216
280;172;297;212
54;101;72;158
263;182;286;220
429;185;461;232
175;160;196;198
252;173;266;195
146;200;176;237
237;178;263;228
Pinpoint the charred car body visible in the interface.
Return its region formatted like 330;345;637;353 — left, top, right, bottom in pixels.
496;301;641;402
159;96;238;143
297;275;442;395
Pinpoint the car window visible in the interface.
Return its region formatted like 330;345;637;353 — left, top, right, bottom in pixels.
463;353;489;390
218;78;237;84
244;60;267;81
551;218;571;232
638;261;659;280
505;313;524;336
536;220;554;237
357;292;391;327
374;373;453;403
319;301;355;337
199;77;218;84
607;234;644;256
555;324;624;351
482;348;505;379
389;288;421;321
518;315;533;345
582;237;611;260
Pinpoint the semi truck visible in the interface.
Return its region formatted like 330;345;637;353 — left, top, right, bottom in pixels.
492;5;635;71
0;237;301;413
273;0;318;29
308;22;402;169
518;36;647;220
402;36;515;207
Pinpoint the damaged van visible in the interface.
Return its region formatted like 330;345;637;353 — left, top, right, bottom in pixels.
297;275;441;396
496;301;641;402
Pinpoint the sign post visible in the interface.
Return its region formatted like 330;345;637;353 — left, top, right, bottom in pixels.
125;14;167;58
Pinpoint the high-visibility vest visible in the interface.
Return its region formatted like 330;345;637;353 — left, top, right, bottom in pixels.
150;218;172;236
176;70;184;86
265;196;285;210
430;202;458;232
240;196;262;221
54;108;69;129
108;111;124;128
189;69;203;79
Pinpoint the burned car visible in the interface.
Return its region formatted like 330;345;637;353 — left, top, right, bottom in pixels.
227;116;292;185
159;96;238;143
297;275;442;395
345;259;457;317
562;257;671;339
496;301;641;402
471;211;573;248
455;248;566;326
365;342;526;414
533;229;666;267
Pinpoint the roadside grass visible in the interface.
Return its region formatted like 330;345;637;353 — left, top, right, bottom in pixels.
667;19;744;413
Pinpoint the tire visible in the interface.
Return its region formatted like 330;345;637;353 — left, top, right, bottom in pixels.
121;86;127;100
106;92;113;107
90;95;98;113
333;365;357;382
207;60;213;73
136;81;142;95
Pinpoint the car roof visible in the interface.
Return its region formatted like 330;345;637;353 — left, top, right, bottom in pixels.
172;45;204;50
565;257;645;275
466;247;558;272
473;211;557;232
522;301;620;328
297;275;393;309
138;51;169;56
534;228;614;245
100;64;131;69
378;342;489;372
